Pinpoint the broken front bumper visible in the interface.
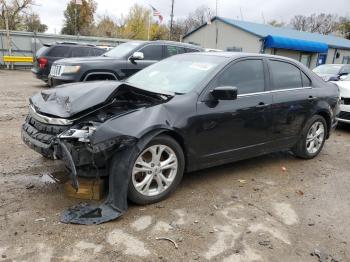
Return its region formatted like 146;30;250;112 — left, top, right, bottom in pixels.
21;116;67;159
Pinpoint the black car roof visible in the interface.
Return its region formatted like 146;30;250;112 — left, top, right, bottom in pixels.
44;42;104;49
188;51;307;64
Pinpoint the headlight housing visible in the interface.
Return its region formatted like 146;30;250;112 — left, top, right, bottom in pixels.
59;126;96;142
62;65;80;74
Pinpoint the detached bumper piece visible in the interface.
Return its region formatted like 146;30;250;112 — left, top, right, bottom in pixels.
60;203;123;225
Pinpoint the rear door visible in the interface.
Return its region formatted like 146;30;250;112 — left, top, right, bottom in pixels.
125;44;163;77
194;58;274;163
268;59;316;148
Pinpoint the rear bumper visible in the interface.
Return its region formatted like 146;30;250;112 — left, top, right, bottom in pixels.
31;68;48;82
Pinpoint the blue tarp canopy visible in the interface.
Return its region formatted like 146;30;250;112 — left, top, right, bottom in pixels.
264;35;328;53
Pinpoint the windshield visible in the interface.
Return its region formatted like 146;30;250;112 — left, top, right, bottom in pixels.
103;42;143;58
126;54;226;94
313;65;342;75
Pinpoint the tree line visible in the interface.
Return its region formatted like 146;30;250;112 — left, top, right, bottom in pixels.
1;0;350;41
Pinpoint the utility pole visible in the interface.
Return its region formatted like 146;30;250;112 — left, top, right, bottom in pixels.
2;0;13;69
169;0;174;40
215;0;218;48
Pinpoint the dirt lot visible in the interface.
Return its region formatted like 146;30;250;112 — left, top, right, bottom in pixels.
0;70;349;262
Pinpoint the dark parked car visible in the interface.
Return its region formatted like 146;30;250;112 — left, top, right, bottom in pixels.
32;42;106;83
22;53;339;223
47;40;203;87
313;64;350;82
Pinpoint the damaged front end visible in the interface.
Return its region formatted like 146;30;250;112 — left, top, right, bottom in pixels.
21;81;173;224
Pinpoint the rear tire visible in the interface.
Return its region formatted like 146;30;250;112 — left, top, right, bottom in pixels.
127;135;185;205
292;115;327;159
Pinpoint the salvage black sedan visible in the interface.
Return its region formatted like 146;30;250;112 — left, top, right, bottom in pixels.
22;52;339;222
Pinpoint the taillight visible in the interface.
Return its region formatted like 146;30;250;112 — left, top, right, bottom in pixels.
37;57;48;69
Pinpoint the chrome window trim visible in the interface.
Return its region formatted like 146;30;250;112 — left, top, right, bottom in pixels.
29;105;73;126
237;86;312;97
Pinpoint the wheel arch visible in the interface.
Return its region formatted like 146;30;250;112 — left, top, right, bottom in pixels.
140;128;188;170
315;110;331;139
81;70;119;81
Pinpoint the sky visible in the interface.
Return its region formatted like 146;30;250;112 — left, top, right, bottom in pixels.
32;0;350;34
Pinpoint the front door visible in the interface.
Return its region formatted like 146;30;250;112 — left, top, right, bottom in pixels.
193;58;274;164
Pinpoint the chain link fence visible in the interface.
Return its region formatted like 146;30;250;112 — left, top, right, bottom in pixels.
0;30;128;68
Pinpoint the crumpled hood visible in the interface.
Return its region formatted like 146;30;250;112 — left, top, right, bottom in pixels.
30;81;123;118
55;56;120;65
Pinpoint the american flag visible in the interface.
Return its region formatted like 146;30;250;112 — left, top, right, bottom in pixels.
151;5;163;23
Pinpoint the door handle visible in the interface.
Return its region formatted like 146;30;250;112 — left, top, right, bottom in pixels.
308;96;317;101
256;102;269;108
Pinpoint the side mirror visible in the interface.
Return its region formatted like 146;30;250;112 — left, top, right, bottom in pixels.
130;51;144;61
210;86;238;100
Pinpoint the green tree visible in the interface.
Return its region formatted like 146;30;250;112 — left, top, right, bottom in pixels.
61;0;97;36
0;0;34;30
93;15;118;37
338;16;350;40
268;19;285;27
23;13;47;32
119;4;150;40
150;23;169;40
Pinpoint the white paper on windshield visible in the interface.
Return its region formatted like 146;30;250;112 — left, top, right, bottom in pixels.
190;63;214;71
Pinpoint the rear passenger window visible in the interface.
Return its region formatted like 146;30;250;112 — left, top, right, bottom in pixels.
185;48;199;53
140;45;163;60
269;60;302;90
71;47;91;57
164;45;178;57
47;46;70;57
164;45;187;57
302;72;311;87
215;59;265;95
94;48;105;56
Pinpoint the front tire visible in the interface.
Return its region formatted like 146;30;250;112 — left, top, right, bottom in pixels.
292;115;327;159
127;135;185;205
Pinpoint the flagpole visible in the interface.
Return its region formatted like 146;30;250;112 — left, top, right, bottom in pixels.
148;12;151;40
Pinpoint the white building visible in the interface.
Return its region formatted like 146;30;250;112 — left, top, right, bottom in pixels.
183;17;350;69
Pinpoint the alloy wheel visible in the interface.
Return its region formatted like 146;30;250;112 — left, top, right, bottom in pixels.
306;121;325;154
132;144;178;197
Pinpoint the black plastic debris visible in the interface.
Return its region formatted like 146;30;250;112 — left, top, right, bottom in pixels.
60;203;122;225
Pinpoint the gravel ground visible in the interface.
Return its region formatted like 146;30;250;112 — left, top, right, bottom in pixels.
0;70;349;262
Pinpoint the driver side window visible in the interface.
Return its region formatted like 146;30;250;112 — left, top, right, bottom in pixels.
214;59;265;95
139;45;163;60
